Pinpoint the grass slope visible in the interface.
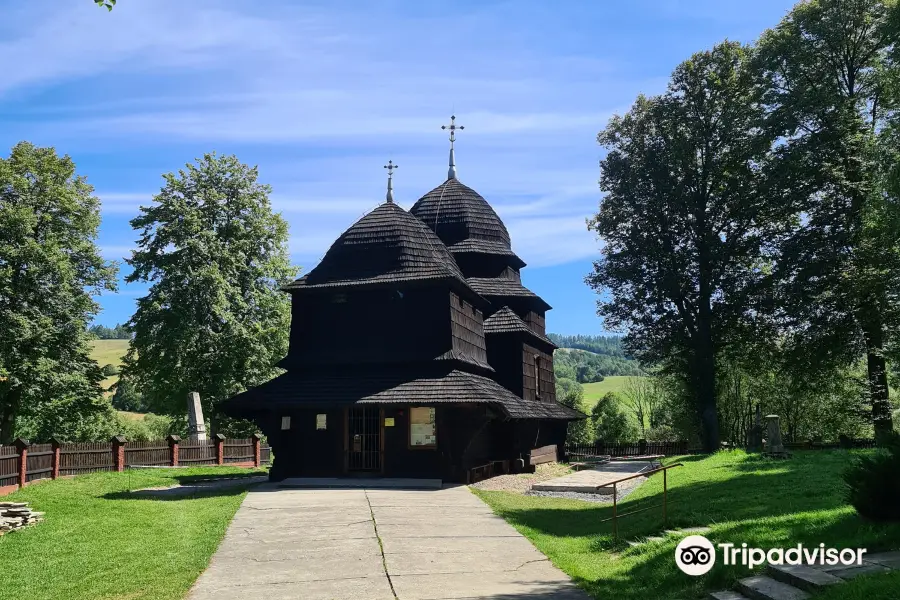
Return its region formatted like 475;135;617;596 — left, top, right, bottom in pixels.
89;339;130;395
474;450;900;600
0;467;265;600
581;376;632;405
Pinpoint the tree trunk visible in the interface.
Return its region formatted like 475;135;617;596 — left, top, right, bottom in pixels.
695;308;720;453
0;387;21;445
863;321;893;445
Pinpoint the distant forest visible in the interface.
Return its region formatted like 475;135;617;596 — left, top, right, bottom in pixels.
549;334;643;383
88;323;131;340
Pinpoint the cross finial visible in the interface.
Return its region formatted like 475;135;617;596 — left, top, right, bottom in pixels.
441;115;464;180
383;160;398;203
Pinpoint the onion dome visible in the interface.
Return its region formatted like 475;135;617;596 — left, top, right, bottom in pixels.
284;202;476;294
410;178;526;269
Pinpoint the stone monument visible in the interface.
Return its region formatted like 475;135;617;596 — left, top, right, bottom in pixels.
747;404;763;452
764;414;790;458
187;391;207;441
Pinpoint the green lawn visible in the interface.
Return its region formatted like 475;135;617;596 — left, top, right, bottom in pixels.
0;466;266;600
474;450;900;600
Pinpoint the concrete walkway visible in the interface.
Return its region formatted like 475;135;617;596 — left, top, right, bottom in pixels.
187;482;590;600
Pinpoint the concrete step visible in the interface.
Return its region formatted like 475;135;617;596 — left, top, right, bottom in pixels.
767;564;843;592
737;575;810;600
709;591;751;600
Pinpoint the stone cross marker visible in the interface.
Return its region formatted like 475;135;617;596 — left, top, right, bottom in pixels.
187;391;207;441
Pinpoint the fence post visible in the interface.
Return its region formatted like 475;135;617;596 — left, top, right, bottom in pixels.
251;433;261;467
214;433;226;465
167;435;180;467
13;438;29;489
638;439;647;455
50;437;62;479
111;435;127;472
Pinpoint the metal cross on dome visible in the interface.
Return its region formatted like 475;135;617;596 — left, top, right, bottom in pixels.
384;160;398;203
442;115;464;144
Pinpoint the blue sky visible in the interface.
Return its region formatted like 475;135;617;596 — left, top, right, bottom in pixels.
1;0;796;335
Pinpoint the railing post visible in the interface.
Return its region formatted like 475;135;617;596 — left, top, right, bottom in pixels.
251;434;261;467
13;438;29;489
214;433;226;465
167;435;180;467
663;468;668;528
612;482;618;542
111;435;127;472
50;437;62;480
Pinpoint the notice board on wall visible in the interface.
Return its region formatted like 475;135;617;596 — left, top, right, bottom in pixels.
409;407;436;447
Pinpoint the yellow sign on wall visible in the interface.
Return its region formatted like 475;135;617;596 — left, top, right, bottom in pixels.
384;418;395;427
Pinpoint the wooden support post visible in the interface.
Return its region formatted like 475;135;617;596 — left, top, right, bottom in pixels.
167;435;181;467
111;435;127;472
251;434;261;467
214;433;226;465
50;438;62;480
13;438;29;489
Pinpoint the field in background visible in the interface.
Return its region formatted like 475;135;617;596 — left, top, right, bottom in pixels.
581;376;633;407
89;339;129;396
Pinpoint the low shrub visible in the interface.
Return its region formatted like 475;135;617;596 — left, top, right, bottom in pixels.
101;363;119;376
843;432;900;521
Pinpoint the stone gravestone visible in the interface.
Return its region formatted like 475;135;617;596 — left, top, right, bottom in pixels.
747;404;763;452
187;391;207;441
764;414;790;458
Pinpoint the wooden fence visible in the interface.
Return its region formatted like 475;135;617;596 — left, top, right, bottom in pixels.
0;434;271;495
565;438;877;461
565;440;690;460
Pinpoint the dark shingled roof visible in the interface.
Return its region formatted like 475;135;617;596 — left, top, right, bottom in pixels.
225;367;583;420
283;202;477;296
466;277;552;311
483;306;556;348
410;179;525;268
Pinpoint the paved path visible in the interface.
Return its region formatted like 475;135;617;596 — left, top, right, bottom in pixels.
187;483;590;600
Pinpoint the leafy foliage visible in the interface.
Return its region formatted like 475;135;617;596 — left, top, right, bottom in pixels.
111;376;147;413
122;153;297;436
88;323;131;339
844;432;900;521
0;142;118;444
588;42;782;451
591;392;637;443
556;377;592;444
756;0;899;440
101;364;119;377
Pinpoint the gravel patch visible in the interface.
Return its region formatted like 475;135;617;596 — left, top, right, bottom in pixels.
469;463;574;493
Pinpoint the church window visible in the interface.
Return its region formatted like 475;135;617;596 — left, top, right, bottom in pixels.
534;356;542;399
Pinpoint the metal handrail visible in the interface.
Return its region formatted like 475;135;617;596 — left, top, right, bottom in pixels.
596;462;684;542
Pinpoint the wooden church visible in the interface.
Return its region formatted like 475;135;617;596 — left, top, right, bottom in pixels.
224;117;584;482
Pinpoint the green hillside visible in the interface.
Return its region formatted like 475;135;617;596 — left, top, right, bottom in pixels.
89;339;129;395
581;376;633;408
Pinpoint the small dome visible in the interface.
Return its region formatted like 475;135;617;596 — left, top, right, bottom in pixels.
410;179;518;259
289;202;468;289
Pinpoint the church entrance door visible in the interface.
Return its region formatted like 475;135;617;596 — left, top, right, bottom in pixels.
346;406;382;473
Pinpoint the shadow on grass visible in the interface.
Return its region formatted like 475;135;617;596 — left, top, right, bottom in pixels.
482;450;900;600
103;474;269;501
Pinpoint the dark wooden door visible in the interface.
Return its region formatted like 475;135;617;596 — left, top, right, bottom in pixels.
347;407;382;472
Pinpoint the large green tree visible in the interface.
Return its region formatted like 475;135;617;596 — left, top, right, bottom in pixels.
0;142;118;444
123;153;297;432
757;0;899;442
588;42;784;452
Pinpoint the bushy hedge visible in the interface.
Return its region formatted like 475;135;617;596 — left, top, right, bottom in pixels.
844;432;900;522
